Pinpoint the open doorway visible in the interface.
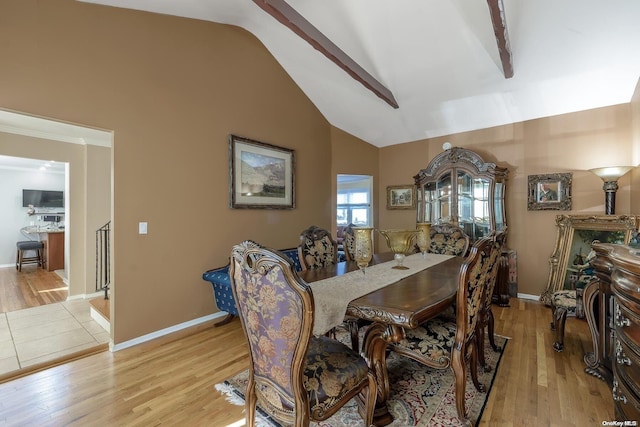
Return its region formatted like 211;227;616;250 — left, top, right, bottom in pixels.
0;154;68;312
0;110;112;377
337;174;373;227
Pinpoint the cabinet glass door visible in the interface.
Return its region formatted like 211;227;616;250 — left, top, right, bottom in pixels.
494;182;505;230
436;173;452;223
457;172;490;240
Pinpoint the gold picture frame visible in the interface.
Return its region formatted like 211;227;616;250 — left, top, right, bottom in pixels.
386;185;416;210
539;214;640;305
527;172;572;211
229;134;295;209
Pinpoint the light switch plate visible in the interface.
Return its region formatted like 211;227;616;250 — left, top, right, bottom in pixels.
139;222;148;234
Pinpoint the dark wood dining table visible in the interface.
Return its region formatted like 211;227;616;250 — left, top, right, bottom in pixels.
299;253;465;426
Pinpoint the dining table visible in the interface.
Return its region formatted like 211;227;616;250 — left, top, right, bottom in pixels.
298;252;465;426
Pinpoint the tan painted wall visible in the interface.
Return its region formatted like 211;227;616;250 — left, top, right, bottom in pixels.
330;127;380;248
379;104;636;296
2;0;638;344
0;0;338;343
631;79;640;213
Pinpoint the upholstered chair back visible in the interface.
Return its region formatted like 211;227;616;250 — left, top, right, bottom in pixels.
483;229;508;312
230;240;377;426
297;225;338;271
457;236;498;344
342;223;356;261
230;241;310;419
429;223;471;256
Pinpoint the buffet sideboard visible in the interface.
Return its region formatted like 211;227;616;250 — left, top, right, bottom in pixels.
586;243;640;420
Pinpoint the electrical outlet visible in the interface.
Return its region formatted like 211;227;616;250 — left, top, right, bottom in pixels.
138;222;148;234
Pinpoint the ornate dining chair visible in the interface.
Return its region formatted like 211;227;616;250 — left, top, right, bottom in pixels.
229;240;376;427
429;223;471;256
476;229;508;371
342;223;356;261
388;236;497;425
297;225;338;271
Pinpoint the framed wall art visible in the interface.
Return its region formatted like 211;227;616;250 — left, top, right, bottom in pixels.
527;173;572;211
539;214;640;305
386;185;416;210
229;134;295;209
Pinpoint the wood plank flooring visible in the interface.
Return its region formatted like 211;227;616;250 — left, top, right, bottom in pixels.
0;266;67;313
0;298;614;426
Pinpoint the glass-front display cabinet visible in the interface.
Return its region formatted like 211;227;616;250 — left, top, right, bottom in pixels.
414;146;508;242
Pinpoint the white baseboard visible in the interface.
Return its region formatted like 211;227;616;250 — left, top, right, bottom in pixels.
110;311;227;352
67;291;104;301
517;293;541;301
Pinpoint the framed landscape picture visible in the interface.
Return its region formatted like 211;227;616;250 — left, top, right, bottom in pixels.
386;185;416;210
229;135;295;209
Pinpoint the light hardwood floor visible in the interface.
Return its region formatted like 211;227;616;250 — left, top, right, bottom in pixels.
0;265;68;313
0;298;614;426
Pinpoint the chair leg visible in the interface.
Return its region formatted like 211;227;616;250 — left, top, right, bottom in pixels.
470;339;485;392
245;374;257;427
16;248;21;271
476;320;488;372
348;320;359;352
487;310;501;352
552;306;569;352
214;313;236;327
451;347;471;426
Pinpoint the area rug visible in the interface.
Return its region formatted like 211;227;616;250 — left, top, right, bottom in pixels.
216;334;508;426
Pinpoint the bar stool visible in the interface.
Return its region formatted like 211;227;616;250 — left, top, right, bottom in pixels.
16;240;44;272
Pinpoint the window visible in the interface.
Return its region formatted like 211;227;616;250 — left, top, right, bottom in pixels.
337;175;372;226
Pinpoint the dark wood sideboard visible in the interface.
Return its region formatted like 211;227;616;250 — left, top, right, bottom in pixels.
584;243;640;420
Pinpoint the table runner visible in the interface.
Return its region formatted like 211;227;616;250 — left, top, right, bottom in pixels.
309;253;453;336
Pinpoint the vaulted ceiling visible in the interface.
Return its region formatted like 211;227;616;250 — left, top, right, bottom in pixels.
80;0;640;147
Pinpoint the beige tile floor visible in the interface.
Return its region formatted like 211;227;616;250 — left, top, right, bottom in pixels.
0;299;110;376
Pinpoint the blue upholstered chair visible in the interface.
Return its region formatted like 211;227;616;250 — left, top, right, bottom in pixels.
229;240;376;426
202;247;301;326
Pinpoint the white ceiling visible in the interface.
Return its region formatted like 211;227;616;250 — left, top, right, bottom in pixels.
77;1;640;147
0;155;66;174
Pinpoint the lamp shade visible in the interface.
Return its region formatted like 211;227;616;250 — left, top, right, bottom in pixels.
589;166;634;182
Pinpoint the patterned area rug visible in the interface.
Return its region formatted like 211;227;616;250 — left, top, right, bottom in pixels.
216;334;508;426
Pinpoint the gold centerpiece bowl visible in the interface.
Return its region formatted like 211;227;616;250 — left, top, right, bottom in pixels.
379;229;420;270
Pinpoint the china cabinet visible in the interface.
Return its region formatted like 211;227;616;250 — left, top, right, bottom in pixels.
414;146;510;304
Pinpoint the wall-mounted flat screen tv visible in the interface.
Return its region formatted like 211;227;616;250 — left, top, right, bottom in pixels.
22;189;64;208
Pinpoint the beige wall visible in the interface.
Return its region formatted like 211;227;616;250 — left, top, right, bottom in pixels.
0;0;340;343
378;104;636;296
631;79;640;213
330;127;380;246
2;0;639;345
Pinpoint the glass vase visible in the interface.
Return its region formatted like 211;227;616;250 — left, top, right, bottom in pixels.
416;222;432;258
353;227;374;274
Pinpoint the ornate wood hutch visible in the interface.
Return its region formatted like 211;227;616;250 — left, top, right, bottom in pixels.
414;146;511;304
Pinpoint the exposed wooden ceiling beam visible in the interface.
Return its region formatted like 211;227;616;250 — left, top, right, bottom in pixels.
252;0;399;109
486;0;514;79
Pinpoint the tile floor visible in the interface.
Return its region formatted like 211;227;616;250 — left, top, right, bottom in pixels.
0;299;110;376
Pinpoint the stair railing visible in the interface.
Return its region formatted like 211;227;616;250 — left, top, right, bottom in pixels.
96;221;111;299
